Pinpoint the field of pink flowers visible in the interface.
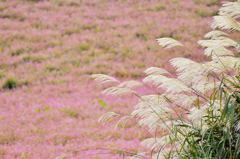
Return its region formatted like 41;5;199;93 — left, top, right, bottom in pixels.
0;0;222;158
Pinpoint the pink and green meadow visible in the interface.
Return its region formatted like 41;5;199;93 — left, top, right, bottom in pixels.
0;0;227;158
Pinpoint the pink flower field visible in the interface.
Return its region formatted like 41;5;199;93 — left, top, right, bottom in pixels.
0;0;223;158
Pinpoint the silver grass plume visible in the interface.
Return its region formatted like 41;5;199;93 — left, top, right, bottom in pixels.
102;86;136;96
211;15;240;31
219;1;240;19
156;38;184;49
98;112;120;123
144;67;170;76
204;30;229;39
117;80;142;89
143;75;191;94
91;74;119;85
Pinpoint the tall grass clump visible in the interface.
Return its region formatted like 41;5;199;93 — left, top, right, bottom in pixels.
92;1;240;158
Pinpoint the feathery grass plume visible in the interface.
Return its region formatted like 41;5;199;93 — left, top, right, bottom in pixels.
169;57;199;71
203;47;234;57
165;94;197;108
219;1;240;19
91;74;119;85
204;30;229;39
143;75;191;94
117;80;142;89
141;136;171;151
98;112;120;123
211;56;240;70
187;105;208;127
198;37;238;48
131;95;176;131
169;58;220;93
156;38;184;49
114;115;132;129
170;58;205;81
93;0;240;158
102;86;136;96
144;67;170;76
211;15;240;31
203;60;229;74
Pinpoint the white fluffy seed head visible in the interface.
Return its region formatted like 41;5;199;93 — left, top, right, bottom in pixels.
211;15;240;31
198;38;237;48
170;57;222;93
143;75;191;94
141;136;171;150
204;30;229;39
219;1;240;19
98;112;120;123
91;74;119;85
188;106;207;127
212;56;240;70
204;47;234;57
166;94;197;108
102;86;136;96
170;57;199;73
144;67;170;76
117;80;142;89
156;38;184;49
132;95;174;130
114;115;132;129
